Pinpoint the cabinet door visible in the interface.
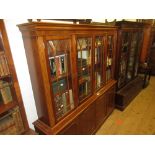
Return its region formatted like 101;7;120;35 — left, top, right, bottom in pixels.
78;103;96;135
106;86;115;116
95;94;107;128
77;37;93;103
59;119;80;135
106;35;115;82
118;32;131;88
0;31;15;107
133;32;143;77
94;36;105;91
126;32;139;82
47;39;75;121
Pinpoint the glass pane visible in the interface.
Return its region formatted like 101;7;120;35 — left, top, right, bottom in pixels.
94;36;104;90
126;32;138;81
47;39;75;121
134;32;143;77
106;35;113;82
77;37;92;102
0;32;13;106
118;32;130;88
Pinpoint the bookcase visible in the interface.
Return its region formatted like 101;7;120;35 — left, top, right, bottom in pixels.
0;20;29;134
114;21;144;110
18;22;117;135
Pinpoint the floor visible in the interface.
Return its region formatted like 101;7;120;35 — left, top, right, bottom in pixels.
96;76;155;135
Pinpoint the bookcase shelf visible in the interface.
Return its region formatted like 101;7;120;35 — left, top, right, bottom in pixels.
0;19;29;135
18;22;117;135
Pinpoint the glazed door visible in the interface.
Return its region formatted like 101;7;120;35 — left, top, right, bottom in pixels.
0;31;16;108
126;32;139;82
46;37;75;121
76;36;93;103
105;34;115;83
133;31;143;77
118;32;131;88
94;35;106;91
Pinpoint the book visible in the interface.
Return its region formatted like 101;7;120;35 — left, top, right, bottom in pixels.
55;56;60;76
0;55;10;77
3;55;10;75
0;81;13;104
69;89;74;109
11;107;24;134
62;93;67;114
49;57;56;77
96;72;101;88
60;55;66;74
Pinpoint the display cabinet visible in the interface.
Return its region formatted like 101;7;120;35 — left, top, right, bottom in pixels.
113;21;144;110
0;20;29;134
18;22;117;134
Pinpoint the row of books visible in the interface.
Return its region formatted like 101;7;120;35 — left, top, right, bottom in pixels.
0;80;13;104
106;68;111;82
0;106;24;135
95;72;101;89
106;57;112;67
49;54;67;78
0;54;10;77
54;89;74;120
79;80;91;99
95;48;102;64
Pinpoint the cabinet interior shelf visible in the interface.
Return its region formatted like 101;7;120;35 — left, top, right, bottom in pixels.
51;73;70;82
0;101;17;115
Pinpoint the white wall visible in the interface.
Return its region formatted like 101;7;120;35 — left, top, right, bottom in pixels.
4;19;38;129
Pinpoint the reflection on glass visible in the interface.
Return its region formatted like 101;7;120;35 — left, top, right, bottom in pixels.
106;36;113;82
134;32;142;77
94;36;104;90
126;32;138;81
118;32;130;88
77;37;92;101
47;39;75;120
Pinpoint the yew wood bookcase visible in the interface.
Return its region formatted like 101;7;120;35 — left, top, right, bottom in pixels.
114;21;144;110
18;22;117;135
0;19;29;134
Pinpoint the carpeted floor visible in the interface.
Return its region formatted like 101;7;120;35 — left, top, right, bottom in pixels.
96;76;155;135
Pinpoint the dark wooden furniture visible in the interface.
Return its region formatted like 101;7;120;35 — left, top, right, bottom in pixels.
138;63;151;88
0;20;29;134
113;21;144;110
18;22;117;135
148;27;155;75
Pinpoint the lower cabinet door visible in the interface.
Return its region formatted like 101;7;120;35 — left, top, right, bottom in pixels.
59;119;80;135
95;94;107;128
78;103;96;135
107;86;115;116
